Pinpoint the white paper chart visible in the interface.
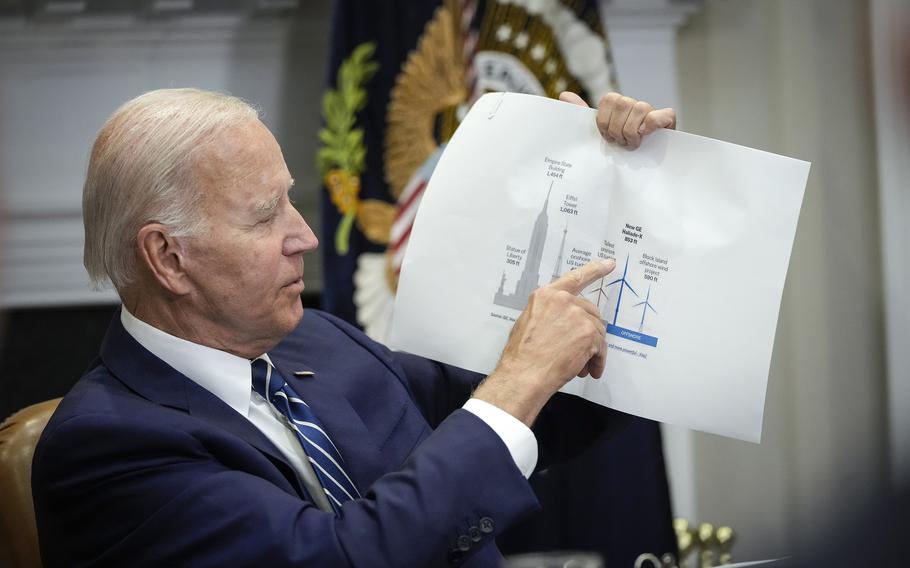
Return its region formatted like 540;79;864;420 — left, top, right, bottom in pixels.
390;93;810;442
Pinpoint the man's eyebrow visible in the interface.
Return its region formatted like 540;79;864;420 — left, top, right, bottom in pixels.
255;195;280;213
253;179;295;213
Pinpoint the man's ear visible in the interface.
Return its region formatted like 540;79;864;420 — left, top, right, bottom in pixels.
136;223;193;295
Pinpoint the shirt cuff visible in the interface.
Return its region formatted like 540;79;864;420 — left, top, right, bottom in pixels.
462;398;538;478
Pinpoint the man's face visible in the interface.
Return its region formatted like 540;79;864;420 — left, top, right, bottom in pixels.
179;119;318;355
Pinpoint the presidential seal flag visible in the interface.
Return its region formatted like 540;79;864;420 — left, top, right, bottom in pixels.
320;0;617;335
319;2;676;564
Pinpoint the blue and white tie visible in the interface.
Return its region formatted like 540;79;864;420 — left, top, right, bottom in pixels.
251;358;360;513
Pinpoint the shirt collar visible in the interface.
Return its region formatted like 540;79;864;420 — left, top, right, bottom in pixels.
120;306;270;418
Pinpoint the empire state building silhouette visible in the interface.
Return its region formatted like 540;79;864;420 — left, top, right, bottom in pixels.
494;181;555;311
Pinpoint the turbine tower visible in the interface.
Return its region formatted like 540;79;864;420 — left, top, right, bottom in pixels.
604;253;639;326
632;284;658;332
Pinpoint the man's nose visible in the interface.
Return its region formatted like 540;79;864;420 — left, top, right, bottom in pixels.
283;207;319;256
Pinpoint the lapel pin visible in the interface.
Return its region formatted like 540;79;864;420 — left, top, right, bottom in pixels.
293;370;315;377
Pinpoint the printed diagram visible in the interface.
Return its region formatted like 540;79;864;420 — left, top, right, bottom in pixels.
493;179;662;348
587;273;611;310
633;285;658;332
593;254;660;347
605;254;639;326
493;181;555;311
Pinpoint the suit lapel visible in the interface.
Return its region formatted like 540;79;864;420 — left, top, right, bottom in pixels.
182;382;307;498
270;354;390;493
100;310;307;499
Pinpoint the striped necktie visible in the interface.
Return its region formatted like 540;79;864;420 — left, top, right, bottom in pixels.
250;357;360;513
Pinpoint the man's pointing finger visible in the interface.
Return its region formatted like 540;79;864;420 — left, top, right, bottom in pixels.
550;259;616;295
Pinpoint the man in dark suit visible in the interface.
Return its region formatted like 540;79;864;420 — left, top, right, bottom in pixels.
32;88;675;567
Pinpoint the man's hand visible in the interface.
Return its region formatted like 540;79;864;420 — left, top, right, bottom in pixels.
559;91;676;150
473;259;616;426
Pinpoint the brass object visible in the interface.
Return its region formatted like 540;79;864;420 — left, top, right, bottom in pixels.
715;526;735;565
673;518;736;568
696;522;716;568
674;518;696;567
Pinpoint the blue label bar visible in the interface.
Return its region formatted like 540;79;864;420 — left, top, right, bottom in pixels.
606;324;659;347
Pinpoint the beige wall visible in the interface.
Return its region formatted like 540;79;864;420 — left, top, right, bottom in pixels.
676;0;888;559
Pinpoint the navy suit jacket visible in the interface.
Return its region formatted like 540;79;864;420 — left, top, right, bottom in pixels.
33;309;623;567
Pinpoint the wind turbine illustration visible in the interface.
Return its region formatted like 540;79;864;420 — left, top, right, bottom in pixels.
632;284;658;332
605;254;638;326
586;272;612;317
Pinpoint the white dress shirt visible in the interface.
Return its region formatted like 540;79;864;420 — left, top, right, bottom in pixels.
120;308;538;512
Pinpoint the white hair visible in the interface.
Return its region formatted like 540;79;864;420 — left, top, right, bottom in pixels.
82;88;259;291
